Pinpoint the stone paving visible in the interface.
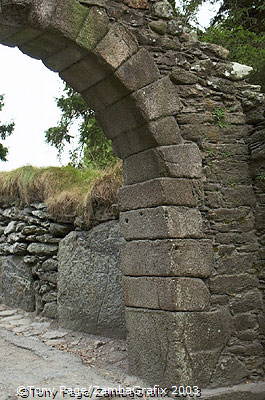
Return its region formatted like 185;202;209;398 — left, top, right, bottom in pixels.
1;304;265;400
0;303;140;400
0;303;129;378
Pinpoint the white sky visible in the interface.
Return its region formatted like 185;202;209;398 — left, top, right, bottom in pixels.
196;1;220;29
0;1;219;172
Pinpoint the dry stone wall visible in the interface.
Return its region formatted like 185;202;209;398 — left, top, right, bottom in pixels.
0;0;264;393
0;203;73;318
0;203;125;338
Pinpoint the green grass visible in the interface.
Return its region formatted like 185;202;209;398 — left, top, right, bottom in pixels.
0;163;123;221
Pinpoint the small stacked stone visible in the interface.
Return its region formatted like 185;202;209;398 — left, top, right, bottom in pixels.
0;203;73;318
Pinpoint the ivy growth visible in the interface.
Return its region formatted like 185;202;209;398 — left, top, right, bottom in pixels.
256;173;265;181
212;107;228;128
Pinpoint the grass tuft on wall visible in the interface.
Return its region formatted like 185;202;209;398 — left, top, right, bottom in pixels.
0;162;123;222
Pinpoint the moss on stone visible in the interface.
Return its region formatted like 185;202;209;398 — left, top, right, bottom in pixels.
76;7;109;51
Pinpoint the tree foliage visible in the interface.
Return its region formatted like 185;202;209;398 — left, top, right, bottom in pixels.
211;0;265;33
198;0;265;89
202;25;265;89
173;0;205;24
45;85;117;169
172;1;265;88
0;94;14;162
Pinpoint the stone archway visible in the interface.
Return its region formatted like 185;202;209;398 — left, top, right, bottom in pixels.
0;0;264;393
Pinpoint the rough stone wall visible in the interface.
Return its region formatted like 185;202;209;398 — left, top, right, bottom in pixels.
0;202;125;338
102;0;265;386
0;203;73;318
0;0;264;390
247;87;265;365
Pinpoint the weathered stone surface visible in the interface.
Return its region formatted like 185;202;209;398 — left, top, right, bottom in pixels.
173;83;205;97
94;23;138;70
0;244;10;256
215;231;258;247
39;271;58;285
170;67;198;84
96;95;145;138
76;6;109;50
11;243;28;255
209;274;258;295
209;355;249;387
19;32;69;61
123;0;149;9
229;342;263;357
41;259;58;272
205;160;252;185
36;234;60;244
180;124;250;143
229;290;263;314
149;20;167;35
153;1;174;19
225;62;253;81
112;116;183;158
43;45;87;72
42;302;58;319
123;277;210;311
81;74;130;111
0;256;35;312
216;251;255;275
60;53;109;93
233;313;258;332
221;186;256;207
248;131;265;159
4;221;17;235
21;225;47;235
0;25;21;42
121;239;213;277
120;206;203;240
79;0;107;7
126;308;232;386
255;206;265;231
209;207;255;233
27;243;58;255
147;117;183;145
49;223;72;238
199;42;230;59
115;48;160;92
124;144;202;184
119;178;201;210
42;291;57;302
48;0;89;40
207;77;236;94
58;221;126;337
132;77;183;120
179;110;243;127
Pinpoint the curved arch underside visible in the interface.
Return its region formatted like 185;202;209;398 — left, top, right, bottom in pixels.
0;0;264;391
0;0;183;160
